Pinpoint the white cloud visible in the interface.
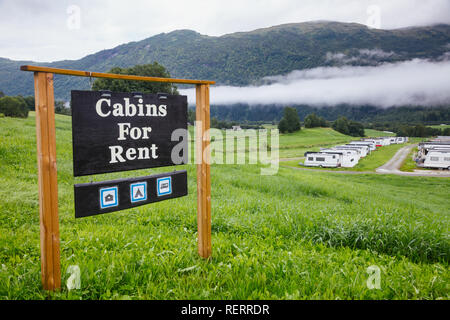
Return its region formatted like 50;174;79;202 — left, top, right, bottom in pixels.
325;49;396;65
0;0;449;61
180;58;450;108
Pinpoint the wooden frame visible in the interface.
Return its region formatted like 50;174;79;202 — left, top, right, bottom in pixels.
21;65;214;291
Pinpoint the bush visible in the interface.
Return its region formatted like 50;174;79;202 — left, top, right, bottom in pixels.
0;96;28;118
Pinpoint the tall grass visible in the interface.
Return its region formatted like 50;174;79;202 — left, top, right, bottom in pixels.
0;113;448;300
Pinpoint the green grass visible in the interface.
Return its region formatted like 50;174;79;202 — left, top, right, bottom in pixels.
364;129;396;137
277;128;354;158
0;114;449;300
400;147;418;172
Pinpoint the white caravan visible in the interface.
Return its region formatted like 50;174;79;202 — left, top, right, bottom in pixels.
366;139;384;147
321;148;359;167
423;150;450;169
381;137;392;146
334;145;367;158
396;137;406;144
419;142;450;154
303;152;341;168
341;144;370;157
349;141;376;151
389;137;397;144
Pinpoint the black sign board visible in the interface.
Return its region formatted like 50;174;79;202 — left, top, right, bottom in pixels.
74;170;188;218
71;90;188;176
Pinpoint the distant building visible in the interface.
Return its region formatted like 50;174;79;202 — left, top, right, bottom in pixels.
232;126;242;131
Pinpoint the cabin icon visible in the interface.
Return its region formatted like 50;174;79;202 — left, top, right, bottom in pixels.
104;194;114;202
100;187;118;209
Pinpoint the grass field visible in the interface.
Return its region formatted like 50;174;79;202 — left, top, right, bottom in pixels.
0;114;449;300
364;129;396;137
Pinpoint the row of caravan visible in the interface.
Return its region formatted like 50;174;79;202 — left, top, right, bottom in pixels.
416;137;450;169
303;137;407;168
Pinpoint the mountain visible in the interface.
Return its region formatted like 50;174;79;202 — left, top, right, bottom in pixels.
1;21;449;100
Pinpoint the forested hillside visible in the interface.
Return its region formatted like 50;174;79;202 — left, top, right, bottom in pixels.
1;21;449;99
210;104;450;125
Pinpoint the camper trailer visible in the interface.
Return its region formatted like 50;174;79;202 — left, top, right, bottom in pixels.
361;139;380;148
422;150;450;169
349;141;376;151
418;142;450;155
382;137;392;146
321;148;359;167
303;152;341;168
396;137;406;144
334;145;367;158
341;144;370;157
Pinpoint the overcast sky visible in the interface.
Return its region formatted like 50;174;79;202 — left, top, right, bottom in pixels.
1;0;450;62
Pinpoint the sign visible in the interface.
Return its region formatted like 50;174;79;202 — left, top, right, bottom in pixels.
74;170;187;218
71;90;188;176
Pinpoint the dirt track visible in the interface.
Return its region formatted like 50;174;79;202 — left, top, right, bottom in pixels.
283;144;450;178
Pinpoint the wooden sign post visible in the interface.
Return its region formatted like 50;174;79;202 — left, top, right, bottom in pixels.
21;65;214;290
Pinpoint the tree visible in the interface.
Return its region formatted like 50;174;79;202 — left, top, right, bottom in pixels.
0;96;28;118
0;90;4;98
55;100;71;115
277;118;289;133
278;107;301;133
348;120;365;137
304;113;329;128
23;96;35;110
443;128;450;136
332;117;364;137
92;63;179;95
332;117;350;135
188;108;195;124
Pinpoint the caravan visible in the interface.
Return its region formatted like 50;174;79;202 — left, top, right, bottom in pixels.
422;150;450;169
334;145;367;158
396;137;406;144
348;141;376;151
321;148;359;167
303;152;341;168
362;139;383;148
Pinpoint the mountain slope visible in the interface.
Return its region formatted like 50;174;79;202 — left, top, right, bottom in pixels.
1;21;449;99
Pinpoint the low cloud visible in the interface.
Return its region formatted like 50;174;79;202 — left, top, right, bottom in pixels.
181;58;450;108
325;49;396;65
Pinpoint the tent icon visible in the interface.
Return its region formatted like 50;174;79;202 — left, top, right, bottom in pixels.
130;182;147;203
134;188;143;198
